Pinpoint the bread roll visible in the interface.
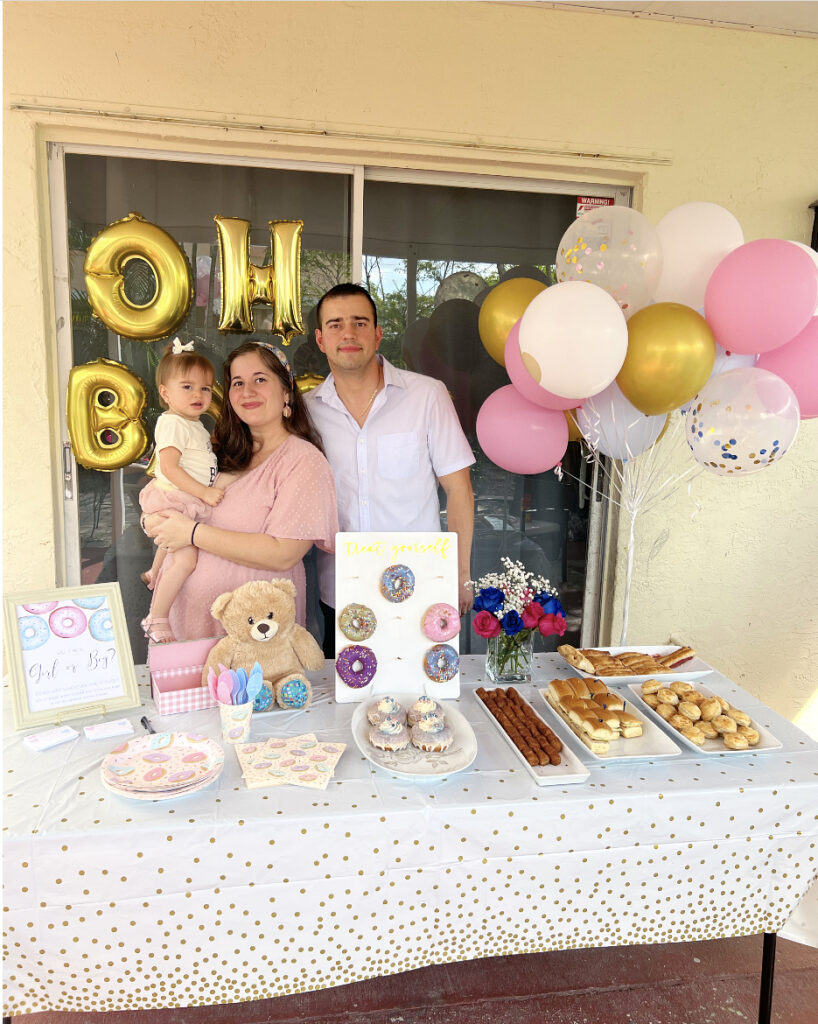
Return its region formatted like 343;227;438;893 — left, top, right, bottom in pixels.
678;701;701;722
723;732;749;750
713;714;737;734
656;688;679;706
699;697;721;721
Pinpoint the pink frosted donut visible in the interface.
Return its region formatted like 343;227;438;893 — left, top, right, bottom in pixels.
421;603;461;642
48;605;87;639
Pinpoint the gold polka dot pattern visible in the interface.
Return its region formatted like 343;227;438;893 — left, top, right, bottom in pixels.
3;660;818;1013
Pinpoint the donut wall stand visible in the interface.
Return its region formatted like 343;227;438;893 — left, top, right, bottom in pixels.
334;532;461;704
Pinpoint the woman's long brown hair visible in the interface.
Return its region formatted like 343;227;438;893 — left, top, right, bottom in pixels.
213;341;324;472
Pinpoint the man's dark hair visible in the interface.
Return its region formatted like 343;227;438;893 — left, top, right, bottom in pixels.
316;283;378;328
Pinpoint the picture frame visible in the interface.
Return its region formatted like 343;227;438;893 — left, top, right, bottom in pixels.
3;582;141;730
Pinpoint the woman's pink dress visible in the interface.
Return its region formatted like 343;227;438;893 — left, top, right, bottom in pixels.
166;435;338;641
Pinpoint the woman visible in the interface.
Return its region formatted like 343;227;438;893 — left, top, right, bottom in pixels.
144;340;338;641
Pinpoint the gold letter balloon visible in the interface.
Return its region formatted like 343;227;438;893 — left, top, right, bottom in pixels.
84;212;193;341
66;359;149;471
617;302;716;416
215;216;304;342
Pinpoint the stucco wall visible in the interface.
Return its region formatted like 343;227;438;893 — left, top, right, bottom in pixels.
3;1;817;725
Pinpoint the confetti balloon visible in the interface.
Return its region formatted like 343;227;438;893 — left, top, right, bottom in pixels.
685;367;800;475
556;206;663;317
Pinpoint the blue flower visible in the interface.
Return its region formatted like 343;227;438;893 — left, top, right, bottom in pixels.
475;587;505;614
501;610;524;636
538;596;564;616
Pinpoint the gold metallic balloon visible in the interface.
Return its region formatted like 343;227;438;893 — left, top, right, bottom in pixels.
617;303;716;416
215;216;304;342
564;408;583;442
67;359;149;471
295;372;325;394
84;212;193;341
477;278;547;365
145;380;223;477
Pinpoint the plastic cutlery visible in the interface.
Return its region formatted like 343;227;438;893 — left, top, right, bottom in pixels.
206;667;220;703
234;667;248;705
217;670;234;705
245;662;264;705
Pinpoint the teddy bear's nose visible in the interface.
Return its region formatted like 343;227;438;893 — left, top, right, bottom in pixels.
256;622;270;634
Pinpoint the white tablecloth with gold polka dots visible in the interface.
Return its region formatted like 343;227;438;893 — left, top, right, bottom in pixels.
4;655;818;1014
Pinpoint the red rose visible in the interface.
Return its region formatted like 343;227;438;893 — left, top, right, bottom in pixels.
538;613;567;638
473;610;502;638
521;601;545;629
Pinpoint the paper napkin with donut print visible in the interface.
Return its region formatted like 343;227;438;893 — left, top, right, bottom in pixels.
235;734;346;790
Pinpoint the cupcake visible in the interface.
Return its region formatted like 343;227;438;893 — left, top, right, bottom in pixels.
410;712;454;752
368;713;411;751
367;696;406;726
407;696;443;726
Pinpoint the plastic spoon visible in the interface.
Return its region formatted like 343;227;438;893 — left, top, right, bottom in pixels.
206;667;220;703
217;670;234;705
234;667;248;705
245;662;264;705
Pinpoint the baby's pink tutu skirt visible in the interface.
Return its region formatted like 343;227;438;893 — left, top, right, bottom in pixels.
139;480;212;521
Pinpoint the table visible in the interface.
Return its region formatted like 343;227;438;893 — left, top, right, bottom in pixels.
4;655;818;1016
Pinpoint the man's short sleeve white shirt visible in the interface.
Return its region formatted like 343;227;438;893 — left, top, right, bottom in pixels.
306;358;475;604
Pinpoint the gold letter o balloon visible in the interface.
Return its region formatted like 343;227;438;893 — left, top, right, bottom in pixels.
84;212;193;341
67;359;149;471
478;278;547;366
617;302;716;416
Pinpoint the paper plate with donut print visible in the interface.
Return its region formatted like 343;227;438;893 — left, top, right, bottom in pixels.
100;732;225;799
351;695;477;779
626;683;783;755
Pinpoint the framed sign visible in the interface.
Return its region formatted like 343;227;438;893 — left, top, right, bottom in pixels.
3;583;141;730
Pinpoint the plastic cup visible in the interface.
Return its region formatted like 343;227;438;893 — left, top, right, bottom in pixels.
219;702;253;744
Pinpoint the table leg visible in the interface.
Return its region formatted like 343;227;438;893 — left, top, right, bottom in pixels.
758;931;777;1024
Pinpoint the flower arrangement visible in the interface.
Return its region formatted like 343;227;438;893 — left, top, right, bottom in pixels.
468;557;566;681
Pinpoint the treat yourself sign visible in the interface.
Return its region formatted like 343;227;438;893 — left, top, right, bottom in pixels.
334;532;460;703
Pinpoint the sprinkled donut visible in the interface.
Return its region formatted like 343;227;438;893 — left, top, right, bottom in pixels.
18;614;49;651
407;696;443;725
336;644;378;689
380;564;415;603
421;603;460;642
88;608;114;642
253;683;274;712
48;605;87;640
367;695;405;726
423;643;460;682
338;603;377;641
22;602;59;615
279;678;310;708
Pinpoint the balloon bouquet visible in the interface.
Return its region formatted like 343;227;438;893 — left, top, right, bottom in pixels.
475;202;818;642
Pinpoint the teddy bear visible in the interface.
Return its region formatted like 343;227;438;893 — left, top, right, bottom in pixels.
202;579;324;710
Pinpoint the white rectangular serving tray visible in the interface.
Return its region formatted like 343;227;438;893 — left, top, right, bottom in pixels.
626;683;783;755
473;687;589;787
536;687;682;762
558;644;713;684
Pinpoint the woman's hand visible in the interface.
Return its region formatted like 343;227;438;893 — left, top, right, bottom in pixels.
147;510;196;552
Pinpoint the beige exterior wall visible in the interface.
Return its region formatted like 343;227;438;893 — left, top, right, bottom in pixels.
4;2;817;724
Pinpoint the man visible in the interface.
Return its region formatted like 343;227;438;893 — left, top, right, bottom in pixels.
306;283;475;657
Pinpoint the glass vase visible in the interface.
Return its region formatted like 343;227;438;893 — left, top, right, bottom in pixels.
486;630;534;684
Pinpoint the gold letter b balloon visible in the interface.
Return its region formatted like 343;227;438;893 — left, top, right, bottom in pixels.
617;302;716;416
67;359;149;471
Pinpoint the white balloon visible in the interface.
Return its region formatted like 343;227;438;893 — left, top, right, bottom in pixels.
556;206;663;317
654;202;744;309
518;281;628;401
576;381;666;461
685;367;800;475
710;342;758;378
788;241;818;315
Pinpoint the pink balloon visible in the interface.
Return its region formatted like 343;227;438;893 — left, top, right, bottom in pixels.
476;385;568;474
704;239;818;354
504;320;581;411
757;317;818;418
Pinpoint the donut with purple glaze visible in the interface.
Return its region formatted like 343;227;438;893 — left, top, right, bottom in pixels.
380;564;415;603
336;644;378;689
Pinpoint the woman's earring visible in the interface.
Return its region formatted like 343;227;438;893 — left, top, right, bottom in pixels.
283;400;292;419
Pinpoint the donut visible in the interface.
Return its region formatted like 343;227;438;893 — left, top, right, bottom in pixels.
380;564;415;603
88;608;114;642
17;614;49;651
168;770;196;784
48;605;87;639
368;714;411;751
410;713;454;752
253;683;274;711
143;767;166;783
423;643;460;682
22;602;59;615
336;644;377;688
421;603;461;642
72;597;106;610
338;603;377;642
